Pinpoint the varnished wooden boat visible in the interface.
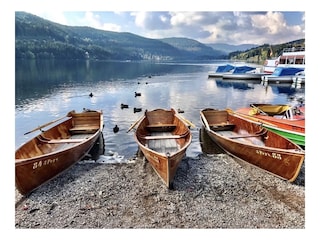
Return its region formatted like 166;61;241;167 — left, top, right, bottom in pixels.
131;108;192;189
15;109;104;195
236;104;305;147
200;108;304;182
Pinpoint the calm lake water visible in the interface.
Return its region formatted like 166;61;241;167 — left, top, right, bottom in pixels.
15;59;305;161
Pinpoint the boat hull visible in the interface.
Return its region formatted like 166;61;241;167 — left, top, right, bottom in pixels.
222;73;267;80
133;109;192;188
200;109;304;182
208;72;224;78
15;110;104;195
262;76;296;83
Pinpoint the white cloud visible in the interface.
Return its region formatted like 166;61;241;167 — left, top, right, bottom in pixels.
24;11;305;45
251;11;286;35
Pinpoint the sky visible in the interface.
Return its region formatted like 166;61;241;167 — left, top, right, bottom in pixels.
26;11;305;46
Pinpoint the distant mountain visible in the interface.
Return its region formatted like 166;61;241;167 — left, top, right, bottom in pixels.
160;37;226;59
15;12;228;61
206;43;258;54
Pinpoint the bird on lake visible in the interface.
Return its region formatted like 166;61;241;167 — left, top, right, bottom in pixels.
134;107;142;113
177;108;185;113
89;92;93;97
135;92;141;97
121;103;129;109
113;125;119;133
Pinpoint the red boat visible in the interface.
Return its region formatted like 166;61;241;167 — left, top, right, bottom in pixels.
235;104;305;147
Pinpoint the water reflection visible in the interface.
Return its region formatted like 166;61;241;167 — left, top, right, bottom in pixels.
214;78;255;90
199;127;225;155
15;60;305;160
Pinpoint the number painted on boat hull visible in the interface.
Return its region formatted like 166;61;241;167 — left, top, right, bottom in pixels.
32;158;59;169
256;150;282;160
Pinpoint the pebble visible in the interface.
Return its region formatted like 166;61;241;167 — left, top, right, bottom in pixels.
15;152;305;230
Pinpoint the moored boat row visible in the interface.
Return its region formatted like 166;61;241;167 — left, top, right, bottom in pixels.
209;46;306;84
209;64;269;80
16;104;305;195
209;64;305;84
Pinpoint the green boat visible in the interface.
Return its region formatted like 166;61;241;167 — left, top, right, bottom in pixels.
261;124;305;147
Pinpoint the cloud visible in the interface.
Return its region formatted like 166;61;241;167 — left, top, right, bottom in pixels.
26;11;305;45
83;12;122;32
129;11;304;44
132;12;171;30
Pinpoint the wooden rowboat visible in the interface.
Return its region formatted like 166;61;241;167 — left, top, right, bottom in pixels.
131;108;192;189
200;108;305;182
15;109;104;195
236;104;305;147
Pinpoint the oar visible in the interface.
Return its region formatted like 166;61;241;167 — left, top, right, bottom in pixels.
200;111;210;130
126;114;145;133
227;108;276;126
24;115;68;135
175;112;196;128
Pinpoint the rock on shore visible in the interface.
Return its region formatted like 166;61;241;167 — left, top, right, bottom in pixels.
15;152;305;230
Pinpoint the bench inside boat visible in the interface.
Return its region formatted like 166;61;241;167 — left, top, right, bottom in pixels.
146;132;181;155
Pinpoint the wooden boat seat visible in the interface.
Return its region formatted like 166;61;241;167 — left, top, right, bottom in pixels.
37;136;85;144
143;135;183;140
146;124;177;132
209;123;235;131
146;132;181;155
69;125;99;133
142;129;189;140
43;139;85;144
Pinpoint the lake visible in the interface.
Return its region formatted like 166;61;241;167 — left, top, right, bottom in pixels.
15;59;305;161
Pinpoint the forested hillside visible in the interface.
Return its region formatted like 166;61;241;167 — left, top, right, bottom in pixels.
16;12;305;62
15;12;226;61
228;39;305;64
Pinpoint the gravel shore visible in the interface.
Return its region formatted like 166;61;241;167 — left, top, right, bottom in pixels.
15;147;305;230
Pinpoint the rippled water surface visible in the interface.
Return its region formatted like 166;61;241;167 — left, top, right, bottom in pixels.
15;60;305;160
